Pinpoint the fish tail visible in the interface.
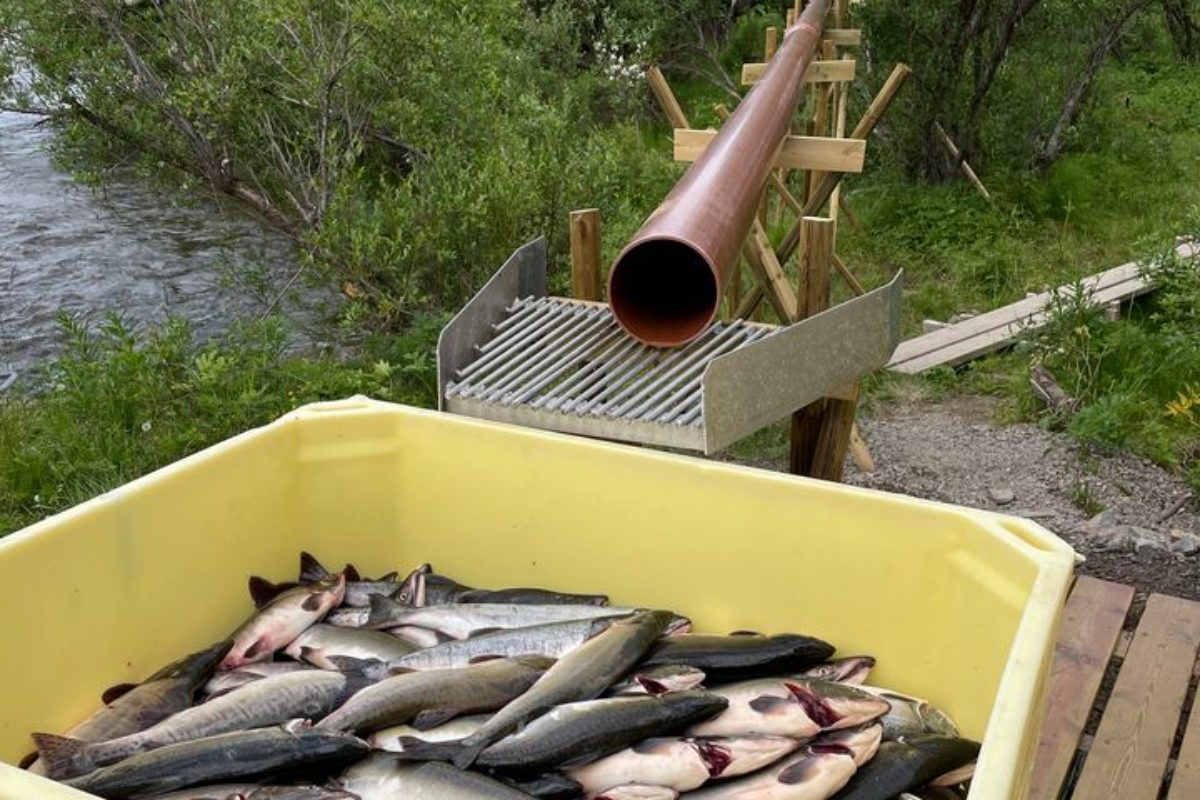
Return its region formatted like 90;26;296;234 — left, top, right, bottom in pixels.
30;733;92;780
452;741;485;769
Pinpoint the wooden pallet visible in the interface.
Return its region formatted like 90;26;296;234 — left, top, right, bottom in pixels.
888;241;1199;375
1029;576;1200;799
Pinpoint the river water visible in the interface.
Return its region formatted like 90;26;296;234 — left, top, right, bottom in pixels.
0;111;309;374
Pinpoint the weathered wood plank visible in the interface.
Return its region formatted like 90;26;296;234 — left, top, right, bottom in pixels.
1167;677;1200;800
888;242;1198;374
741;59;856;86
674;129;866;173
825;28;862;46
1028;577;1134;800
1072;594;1200;800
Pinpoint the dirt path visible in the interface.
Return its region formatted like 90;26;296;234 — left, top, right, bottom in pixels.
744;396;1200;601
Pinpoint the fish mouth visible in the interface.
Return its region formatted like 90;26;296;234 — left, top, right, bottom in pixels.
692;739;733;777
808;742;853;757
786;683;840;728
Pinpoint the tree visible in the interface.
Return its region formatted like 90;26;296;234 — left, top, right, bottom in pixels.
1163;0;1200;60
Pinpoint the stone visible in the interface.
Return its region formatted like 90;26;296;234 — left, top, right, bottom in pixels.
1131;527;1167;560
1090;524;1135;553
1171;534;1200;556
987;487;1016;506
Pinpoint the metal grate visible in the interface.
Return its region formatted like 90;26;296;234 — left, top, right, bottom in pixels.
444;297;775;433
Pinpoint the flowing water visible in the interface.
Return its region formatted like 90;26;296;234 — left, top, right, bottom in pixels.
0;111;312;375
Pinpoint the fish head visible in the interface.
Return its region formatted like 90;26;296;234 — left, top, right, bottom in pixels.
785;679;892;730
664;615;693;635
394;564;429;607
709;735;802;777
921;706;961;737
814;723;883;766
308;571;348;611
803;655;876;685
636;665;707;695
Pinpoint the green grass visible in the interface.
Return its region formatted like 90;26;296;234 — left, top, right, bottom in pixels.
0;314;443;536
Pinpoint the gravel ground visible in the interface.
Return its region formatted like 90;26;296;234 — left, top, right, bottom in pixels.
739;395;1200;600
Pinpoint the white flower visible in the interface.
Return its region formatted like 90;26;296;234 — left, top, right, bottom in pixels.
141;421;152;433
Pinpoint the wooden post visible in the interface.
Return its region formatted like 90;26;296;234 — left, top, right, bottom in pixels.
569;209;601;302
835;0;848;27
765;26;779;61
646;66;690;129
786;8;796;29
789;217;835;475
933;122;992;202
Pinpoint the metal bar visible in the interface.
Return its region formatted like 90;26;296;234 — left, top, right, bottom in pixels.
610;323;747;418
589;330;721;416
476;308;612;402
505;325;626;406
453;299;565;381
533;334;644;410
625;326;759;421
456;302;586;391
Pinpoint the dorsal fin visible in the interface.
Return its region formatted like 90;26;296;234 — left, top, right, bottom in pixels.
343;563;362;583
100;682;139;705
248;576;297;608
299;551;330;582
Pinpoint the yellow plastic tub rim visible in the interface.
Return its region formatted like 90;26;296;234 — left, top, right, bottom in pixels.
0;397;1075;799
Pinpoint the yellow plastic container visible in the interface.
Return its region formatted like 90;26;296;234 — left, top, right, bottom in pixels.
0;398;1074;799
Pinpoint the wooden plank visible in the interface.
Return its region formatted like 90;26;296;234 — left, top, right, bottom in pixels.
674;129;866;173
826;28;861;47
569;209;601;302
1072;594;1200;800
741;59;857;86
742;220;799;322
934;122;992;201
789;217;836;476
890;241;1200;373
1168;681;1200;800
646;66;689;129
1028;577;1135;800
765;26;779;62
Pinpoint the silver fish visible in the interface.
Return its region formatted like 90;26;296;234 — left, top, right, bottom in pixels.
682;744;860;799
370;715;489;752
203;661;316;700
284;624;417;669
858;686;959;740
606;665;707;697
689;678;890;738
38;671;360;778
339;755;535;798
299;552;413;608
27;640;230;776
385;617;623;672
64;726;368;799
223;573;346;668
362;596;638;637
455;610;677;768
315;655;553;734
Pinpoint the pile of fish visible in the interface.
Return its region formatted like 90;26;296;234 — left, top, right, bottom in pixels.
24;555;980;799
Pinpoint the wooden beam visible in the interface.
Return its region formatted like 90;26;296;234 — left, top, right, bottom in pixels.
645;65;689;129
825;28;861;47
569;209;601;302
933;122;992;202
764;26;779;61
674;129;866;173
741;221;799;322
741;59;856;86
1027;577;1135;800
1169;679;1200;799
789;217;836;475
1072;594;1200;799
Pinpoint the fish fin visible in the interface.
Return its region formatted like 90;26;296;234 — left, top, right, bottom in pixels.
468;654;506;664
243;637;272;660
451;742;485;769
778;754;821;785
248;576;297;608
785;683;840;728
30;733;90;780
388;737;464;761
411;708;460;731
100;682;139;705
343;563;362;583
729;629;762;636
378;571;400;581
301;593;327;612
326;655;379;673
466;626;503;637
748;695;797;716
299;551;330;582
366;594;399;627
17;751;37;770
386;666;416;676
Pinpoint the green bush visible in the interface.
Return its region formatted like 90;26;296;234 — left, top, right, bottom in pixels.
0;315;440;535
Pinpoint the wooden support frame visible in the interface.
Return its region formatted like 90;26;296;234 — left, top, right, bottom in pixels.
673;129;866;173
933;122;993;201
569;209;601;302
741;59;856;86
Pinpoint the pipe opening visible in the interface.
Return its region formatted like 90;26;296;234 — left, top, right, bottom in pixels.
608;239;719;348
